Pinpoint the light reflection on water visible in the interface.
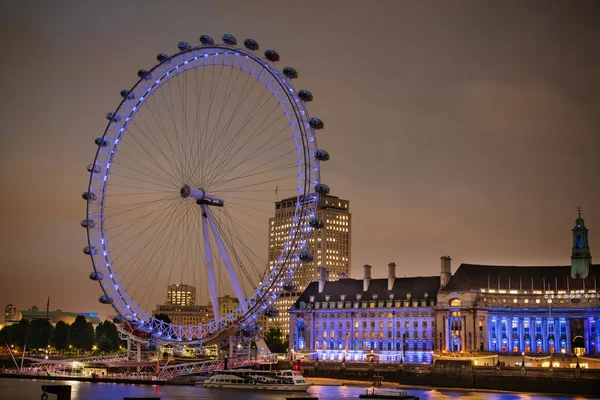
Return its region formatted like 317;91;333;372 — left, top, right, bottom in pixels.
0;378;585;400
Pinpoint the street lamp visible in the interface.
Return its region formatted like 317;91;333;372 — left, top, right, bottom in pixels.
521;352;525;367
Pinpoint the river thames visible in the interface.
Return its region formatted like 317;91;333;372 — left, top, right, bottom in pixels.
0;378;590;400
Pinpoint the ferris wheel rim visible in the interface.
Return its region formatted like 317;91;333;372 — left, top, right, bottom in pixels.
84;40;322;343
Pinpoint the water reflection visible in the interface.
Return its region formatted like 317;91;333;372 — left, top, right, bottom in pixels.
0;378;582;400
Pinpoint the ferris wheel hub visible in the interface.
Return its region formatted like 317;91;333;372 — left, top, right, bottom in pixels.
181;185;224;206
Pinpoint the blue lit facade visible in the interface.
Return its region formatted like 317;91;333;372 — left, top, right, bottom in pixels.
290;213;600;362
289;264;440;364
435;213;599;357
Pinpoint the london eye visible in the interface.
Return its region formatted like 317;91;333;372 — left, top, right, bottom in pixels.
82;34;330;345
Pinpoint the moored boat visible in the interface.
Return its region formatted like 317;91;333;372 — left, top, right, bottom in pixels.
203;369;311;392
359;388;419;399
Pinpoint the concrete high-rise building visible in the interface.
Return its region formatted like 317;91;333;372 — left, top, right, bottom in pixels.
166;284;196;306
269;194;351;292
4;304;17;323
267;194;352;339
152;304;212;326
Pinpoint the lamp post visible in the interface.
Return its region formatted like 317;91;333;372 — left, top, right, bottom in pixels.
521;351;525;367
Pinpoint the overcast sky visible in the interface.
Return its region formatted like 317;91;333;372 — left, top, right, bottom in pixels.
1;1;598;319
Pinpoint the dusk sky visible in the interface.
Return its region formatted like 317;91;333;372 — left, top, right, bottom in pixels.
1;1;599;319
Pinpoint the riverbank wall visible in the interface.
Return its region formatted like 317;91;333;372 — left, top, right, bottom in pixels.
290;360;600;396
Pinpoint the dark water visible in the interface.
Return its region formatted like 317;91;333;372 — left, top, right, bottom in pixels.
0;378;589;400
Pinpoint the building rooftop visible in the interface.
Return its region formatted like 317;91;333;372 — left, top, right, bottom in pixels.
19;310;102;324
293;276;440;308
442;263;600;292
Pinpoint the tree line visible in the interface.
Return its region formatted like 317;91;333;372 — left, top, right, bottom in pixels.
0;316;122;353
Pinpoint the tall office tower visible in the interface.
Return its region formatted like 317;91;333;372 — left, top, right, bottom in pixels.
166;284;196;306
4;304;17;323
267;194;351;338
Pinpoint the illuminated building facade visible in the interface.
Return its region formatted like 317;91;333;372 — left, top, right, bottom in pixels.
289;263;440;363
20;310;102;326
290;212;600;363
435;212;599;357
152;304;212;326
4;304;17;323
268;194;351;338
166;284;196;306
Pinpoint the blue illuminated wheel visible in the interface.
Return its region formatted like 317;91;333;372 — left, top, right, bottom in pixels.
82;34;329;344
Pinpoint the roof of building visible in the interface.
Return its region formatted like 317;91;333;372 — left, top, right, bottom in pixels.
19;310;102;324
293;276;440;308
442;263;600;292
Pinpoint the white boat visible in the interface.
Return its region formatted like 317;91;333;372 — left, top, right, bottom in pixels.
203;369;311;391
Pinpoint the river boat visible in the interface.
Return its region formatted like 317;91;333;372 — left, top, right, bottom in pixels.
202;369;311;391
359;388;420;399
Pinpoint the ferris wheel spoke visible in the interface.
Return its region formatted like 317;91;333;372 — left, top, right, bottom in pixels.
207;126;292;188
194;68;261;187
208;152;296;192
209;173;298;193
119;135;181;186
144;92;187;181
128;110;185;184
210;211;258;299
107;196;180;250
112;160;175;188
174;69;195;182
108;146;178;188
154;81;186;182
212;208;266;295
120;200;187;301
204;206;248;312
107;172;177;191
197;66;236;180
195;72;265;186
104;195;176;220
202;87;278;185
200;73;268;184
129;202;191;310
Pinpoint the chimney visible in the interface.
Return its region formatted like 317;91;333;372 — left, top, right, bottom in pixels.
440;255;452;288
388;262;396;291
318;267;328;293
363;264;372;292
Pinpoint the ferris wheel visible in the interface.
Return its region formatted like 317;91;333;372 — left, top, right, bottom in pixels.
82;34;330;344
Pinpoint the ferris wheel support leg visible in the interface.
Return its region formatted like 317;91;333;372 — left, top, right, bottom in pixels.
204;207;248;313
201;204;220;320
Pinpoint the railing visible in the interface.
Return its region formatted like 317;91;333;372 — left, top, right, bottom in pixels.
159;353;279;379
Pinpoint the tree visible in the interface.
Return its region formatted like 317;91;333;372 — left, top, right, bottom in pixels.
25;319;53;349
9;319;29;349
49;321;69;351
69;315;94;350
0;325;10;345
97;334;113;353
264;327;288;354
153;313;172;324
95;321;121;352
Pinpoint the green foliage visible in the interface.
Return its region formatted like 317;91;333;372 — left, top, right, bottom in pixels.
97;334;113;352
153;313;172;324
95;321;121;351
9;319;29;349
69;315;94;350
25;319;53;349
0;325;10;345
264;327;288;353
49;321;69;350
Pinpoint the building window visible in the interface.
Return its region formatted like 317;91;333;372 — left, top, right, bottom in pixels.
449;299;461;307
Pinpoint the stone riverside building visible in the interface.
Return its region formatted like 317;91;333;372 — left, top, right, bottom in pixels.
289;212;600;363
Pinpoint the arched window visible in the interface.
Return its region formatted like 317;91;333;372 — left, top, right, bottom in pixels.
449;298;461;307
